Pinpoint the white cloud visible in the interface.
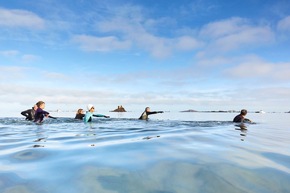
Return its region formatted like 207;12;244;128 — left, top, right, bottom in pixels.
277;15;290;32
199;17;274;52
72;35;131;52
196;55;231;67
200;17;249;38
94;5;202;58
224;56;290;81
22;54;40;62
216;26;273;51
0;66;28;80
43;72;71;81
0;50;19;57
0;8;45;29
0;83;115;111
0;63;289;113
1;80;289;114
136;34;172;58
0;51;40;63
175;36;202;51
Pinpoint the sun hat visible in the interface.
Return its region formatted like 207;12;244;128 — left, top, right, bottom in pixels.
87;104;94;110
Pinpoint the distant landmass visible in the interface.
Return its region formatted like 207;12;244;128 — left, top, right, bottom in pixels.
111;105;126;112
180;110;239;113
180;109;198;112
179;110;286;113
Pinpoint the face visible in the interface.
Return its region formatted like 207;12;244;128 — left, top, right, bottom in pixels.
146;107;150;112
89;107;95;112
40;103;45;109
33;104;38;110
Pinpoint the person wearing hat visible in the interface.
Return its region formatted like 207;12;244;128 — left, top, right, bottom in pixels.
233;109;252;123
84;104;110;123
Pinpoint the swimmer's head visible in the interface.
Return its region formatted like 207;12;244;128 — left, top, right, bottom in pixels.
77;109;84;114
145;107;150;112
241;109;247;115
87;104;94;111
36;101;45;109
87;104;94;110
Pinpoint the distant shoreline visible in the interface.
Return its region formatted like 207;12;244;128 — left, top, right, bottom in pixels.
180;110;238;113
180;110;290;113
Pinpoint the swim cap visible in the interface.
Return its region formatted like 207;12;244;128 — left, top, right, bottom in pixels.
87;104;94;110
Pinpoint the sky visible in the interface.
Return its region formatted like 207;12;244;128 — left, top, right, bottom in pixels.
0;0;290;116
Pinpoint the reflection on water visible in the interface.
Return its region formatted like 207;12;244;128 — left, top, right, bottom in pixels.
0;115;290;193
235;123;248;141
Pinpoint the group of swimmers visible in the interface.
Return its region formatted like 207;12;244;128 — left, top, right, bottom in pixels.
74;105;164;122
21;101;251;123
21;102;165;123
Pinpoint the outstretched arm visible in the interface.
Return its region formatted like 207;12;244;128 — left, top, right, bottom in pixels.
93;114;110;118
147;111;163;115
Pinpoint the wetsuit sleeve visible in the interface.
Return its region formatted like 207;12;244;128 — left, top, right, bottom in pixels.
139;111;163;120
43;110;49;115
21;109;30;118
93;114;106;117
37;109;49;115
147;111;163;115
21;109;33;120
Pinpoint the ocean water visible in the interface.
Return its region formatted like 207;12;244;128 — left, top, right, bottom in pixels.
0;112;290;193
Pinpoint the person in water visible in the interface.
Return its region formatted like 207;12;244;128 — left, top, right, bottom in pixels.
34;101;50;123
21;104;38;120
233;109;252;123
84;104;110;123
75;108;85;120
139;107;164;120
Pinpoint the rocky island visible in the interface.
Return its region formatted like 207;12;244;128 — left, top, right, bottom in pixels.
111;105;126;112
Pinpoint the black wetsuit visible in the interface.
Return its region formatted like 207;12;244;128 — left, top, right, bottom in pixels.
21;108;36;121
75;114;85;120
233;114;250;123
139;111;163;120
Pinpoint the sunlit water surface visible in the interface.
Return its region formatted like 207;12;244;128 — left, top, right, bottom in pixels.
0;112;290;193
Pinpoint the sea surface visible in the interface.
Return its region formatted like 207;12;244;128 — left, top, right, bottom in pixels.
0;112;290;193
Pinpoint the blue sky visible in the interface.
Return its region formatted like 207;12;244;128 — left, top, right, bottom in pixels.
0;0;290;115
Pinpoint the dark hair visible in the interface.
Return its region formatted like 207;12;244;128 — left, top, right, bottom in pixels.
241;109;247;115
76;109;83;114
